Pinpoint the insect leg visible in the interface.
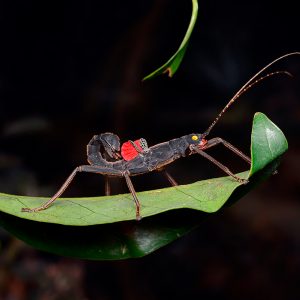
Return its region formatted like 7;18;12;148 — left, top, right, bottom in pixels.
192;146;248;184
123;172;141;221
202;137;251;164
22;165;122;213
162;169;178;186
22;166;82;212
104;176;111;196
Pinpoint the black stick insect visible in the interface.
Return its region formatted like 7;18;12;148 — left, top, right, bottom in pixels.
22;52;299;220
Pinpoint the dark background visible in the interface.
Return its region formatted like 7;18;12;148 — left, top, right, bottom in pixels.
1;0;300;299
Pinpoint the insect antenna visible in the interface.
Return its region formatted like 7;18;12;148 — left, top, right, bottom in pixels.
203;71;291;136
203;52;300;137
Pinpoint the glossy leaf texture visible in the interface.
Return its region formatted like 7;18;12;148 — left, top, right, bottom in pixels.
143;0;198;80
0;113;288;260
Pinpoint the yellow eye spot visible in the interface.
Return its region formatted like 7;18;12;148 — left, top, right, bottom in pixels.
192;135;198;141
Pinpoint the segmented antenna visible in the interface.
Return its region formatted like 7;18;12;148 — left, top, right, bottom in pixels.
203;52;300;137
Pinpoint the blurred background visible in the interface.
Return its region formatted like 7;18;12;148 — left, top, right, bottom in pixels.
1;0;300;299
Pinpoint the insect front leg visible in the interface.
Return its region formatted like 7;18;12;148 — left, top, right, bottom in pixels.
202;137;251;164
190;145;248;184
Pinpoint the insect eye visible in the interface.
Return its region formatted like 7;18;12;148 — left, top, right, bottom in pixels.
191;135;198;141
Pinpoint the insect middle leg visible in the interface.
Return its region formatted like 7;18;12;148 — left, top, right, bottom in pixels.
161;169;178;186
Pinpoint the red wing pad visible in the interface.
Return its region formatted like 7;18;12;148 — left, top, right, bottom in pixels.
121;140;143;161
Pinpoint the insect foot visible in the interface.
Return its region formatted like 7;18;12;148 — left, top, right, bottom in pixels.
21;207;44;213
136;213;142;221
228;172;249;184
237;178;249;185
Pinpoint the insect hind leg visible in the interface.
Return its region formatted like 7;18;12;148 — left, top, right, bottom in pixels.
21;165;122;213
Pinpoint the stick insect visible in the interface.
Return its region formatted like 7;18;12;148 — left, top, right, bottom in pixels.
22;52;299;220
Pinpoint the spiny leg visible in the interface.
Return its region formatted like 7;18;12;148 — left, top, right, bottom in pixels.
202;137;251;164
22;165;122;213
162;169;178;186
123;172;141;221
192;146;248;184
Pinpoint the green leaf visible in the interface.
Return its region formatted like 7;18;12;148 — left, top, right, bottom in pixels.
250;112;288;176
0;173;247;226
0;113;288;259
143;0;198;80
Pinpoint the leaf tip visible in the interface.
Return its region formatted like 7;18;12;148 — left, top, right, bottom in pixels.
249;112;288;177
